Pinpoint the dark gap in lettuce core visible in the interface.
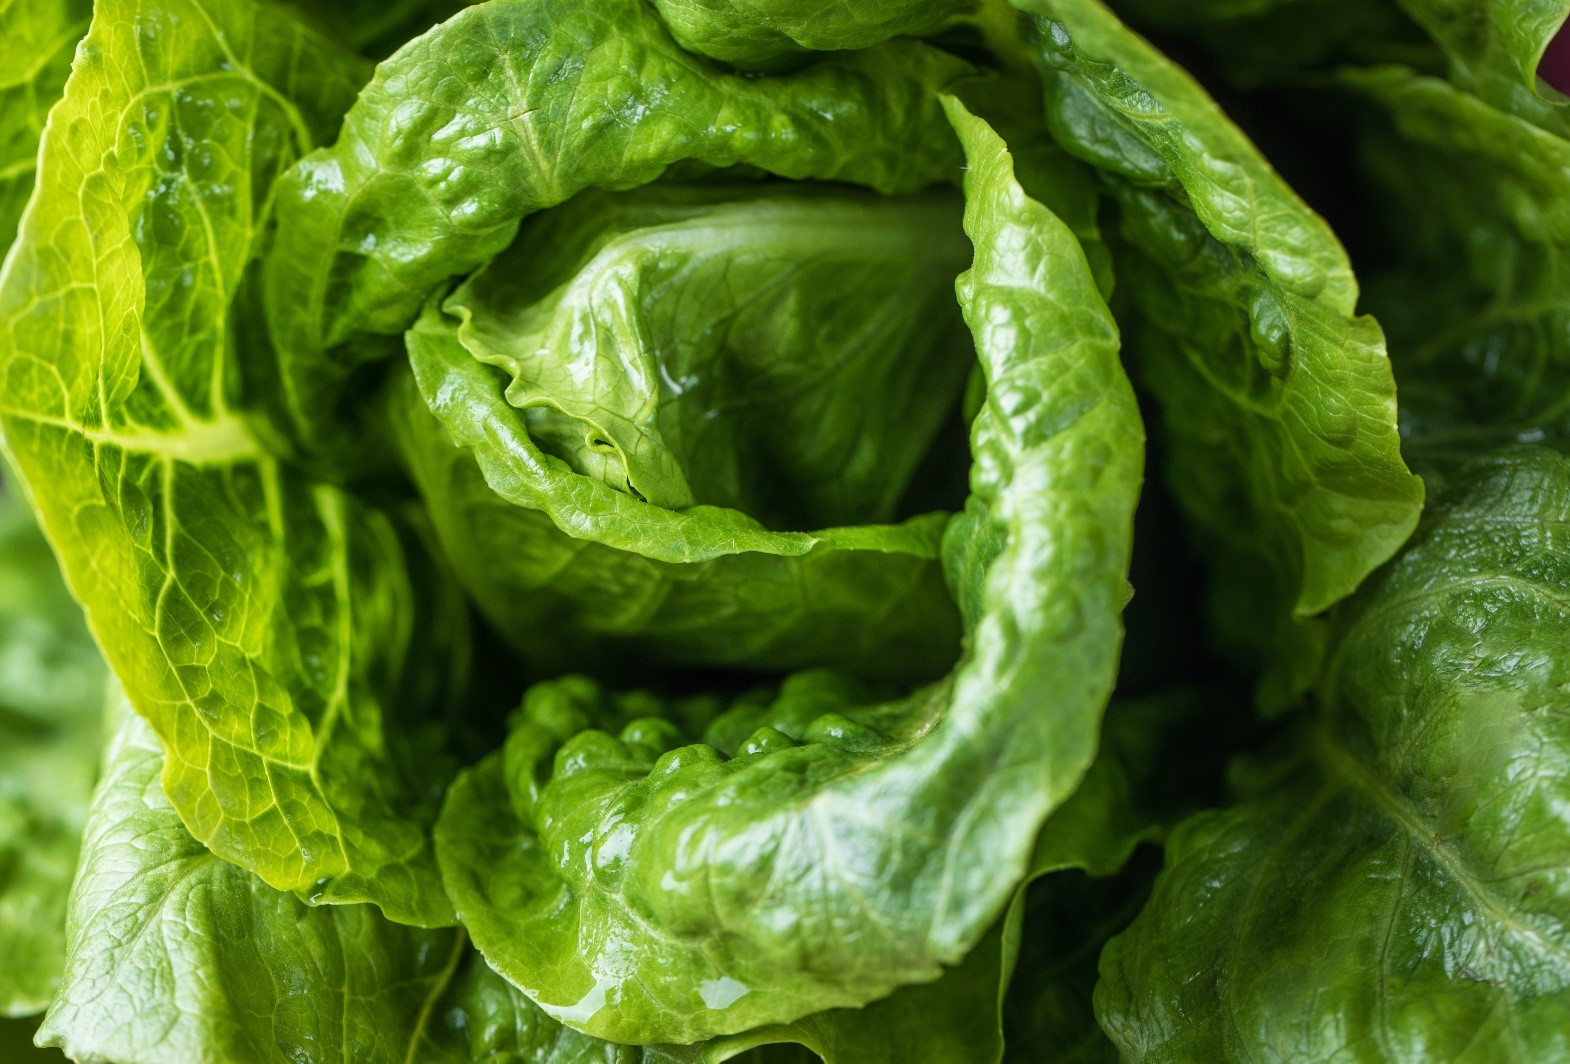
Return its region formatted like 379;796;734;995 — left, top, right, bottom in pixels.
1541;15;1570;94
892;393;974;522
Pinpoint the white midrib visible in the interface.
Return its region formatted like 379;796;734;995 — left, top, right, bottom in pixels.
8;408;266;466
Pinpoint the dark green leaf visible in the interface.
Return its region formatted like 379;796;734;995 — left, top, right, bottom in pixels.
1098;447;1570;1063
1014;0;1423;708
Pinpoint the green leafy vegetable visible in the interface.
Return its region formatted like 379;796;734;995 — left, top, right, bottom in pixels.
1097;446;1570;1062
646;0;975;69
0;0;466;926
1353;64;1570;462
38;687;467;1064
3;0;1497;1059
1017;0;1423;707
397;182;971;679
434;98;1144;1043
0;0;89;256
263;0;974;450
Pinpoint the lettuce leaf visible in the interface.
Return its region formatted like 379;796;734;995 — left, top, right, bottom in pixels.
396;182;972;680
1098;447;1570;1062
0;0;89;257
646;0;975;69
262;0;975;452
38;687;467;1064
1013;0;1424;708
1353;64;1570;463
0;0;467;926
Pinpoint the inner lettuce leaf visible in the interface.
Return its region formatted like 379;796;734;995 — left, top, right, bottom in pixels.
1012;0;1424;708
1096;446;1570;1062
437;185;971;529
0;492;104;1017
432;99;1144;1044
398;183;972;679
262;0;976;453
0;0;470;926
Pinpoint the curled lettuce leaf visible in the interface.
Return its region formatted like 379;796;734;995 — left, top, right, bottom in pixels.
1098;447;1570;1062
398;183;972;679
263;0;975;450
0;0;468;926
1011;0;1423;707
433;98;1144;1043
37;687;467;1064
34;684;1179;1064
0;494;104;1017
428;688;1184;1063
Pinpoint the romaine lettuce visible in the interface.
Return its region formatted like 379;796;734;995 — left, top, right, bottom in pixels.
9;0;1542;1059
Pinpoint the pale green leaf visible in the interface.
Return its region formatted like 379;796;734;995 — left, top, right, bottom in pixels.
0;0;466;927
37;688;467;1064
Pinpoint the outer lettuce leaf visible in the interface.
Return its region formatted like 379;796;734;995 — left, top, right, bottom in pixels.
1014;0;1423;707
434;99;1143;1043
37;687;467;1064
1110;1;1570;468
1352;66;1570;463
0;494;105;1016
0;0;89;258
646;0;974;69
399;183;971;680
1098;447;1570;1062
263;0;975;451
0;0;468;926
